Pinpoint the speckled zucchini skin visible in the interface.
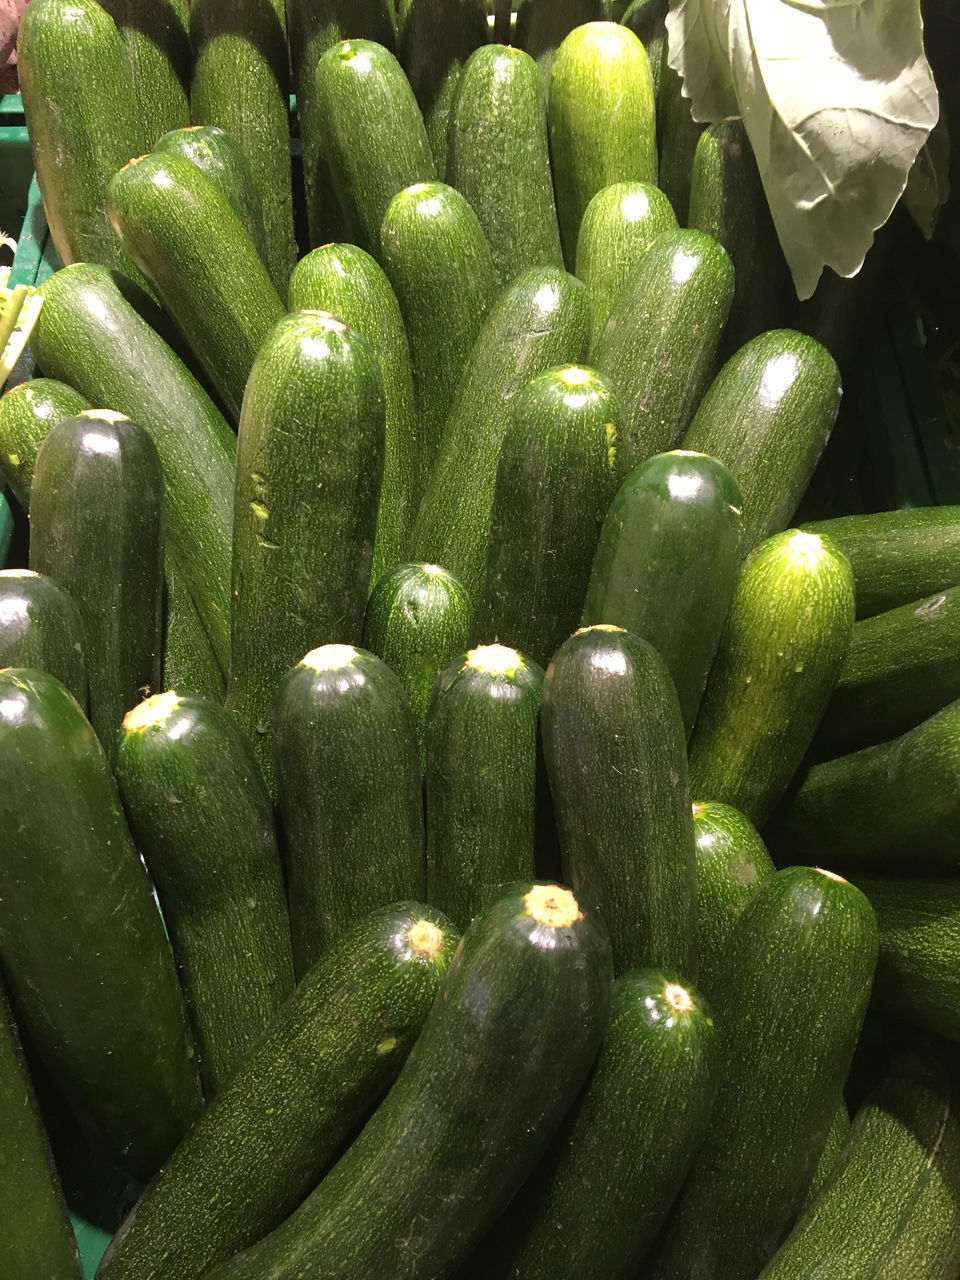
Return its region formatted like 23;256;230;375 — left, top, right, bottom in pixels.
0;379;90;511
515;0;606;88
161;552;226;701
96;903;459;1280
0;570;87;709
802;1102;851;1210
655;56;704;222
99;0;191;151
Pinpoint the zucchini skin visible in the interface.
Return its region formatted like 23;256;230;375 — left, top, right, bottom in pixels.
656;56;704;221
447;44;563;284
0;668;201;1182
0;378;90;511
96;903;459;1280
582;449;743;736
31;263;235;675
687;529;855;827
272;645;425;978
161;552;226;701
802;1101;851;1210
515;0;606;88
472;365;623;668
682;329;842;559
541;626;697;976
648;866;878;1280
228;312;385;786
408;266;591;600
592;228;734;477
98;0;191;151
204;883;614;1280
0;569;88;710
115;692;296;1095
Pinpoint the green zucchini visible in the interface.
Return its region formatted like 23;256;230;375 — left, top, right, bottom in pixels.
582;449;743;735
30;264;235;674
681;329;842;559
575;180;676;337
541;625;697;975
314;38;436;257
407;266;591;600
425;644;544;928
362;561;472;768
227;311;385;787
29;412;165;763
99;0;191;150
648;866;878;1280
95;903;459;1280
203;883;614;1280
0;569;87;709
287;242;416;583
380;181;500;497
687;529;855;826
447;44;563;284
189;0;297;294
472;364;622;667
548;22;656;269
620;0;666;103
802;1099;851;1211
655;55;704;221
515;0;606;89
272;645;424;977
161;553;226;701
0;667;200;1181
0;378;90;511
591;228;734;474
115;691;295;1095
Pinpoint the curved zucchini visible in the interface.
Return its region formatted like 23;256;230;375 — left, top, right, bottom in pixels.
0;569;87;709
0;378;90;511
99;0;191;151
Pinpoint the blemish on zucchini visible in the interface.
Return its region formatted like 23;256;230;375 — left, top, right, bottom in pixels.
524;884;583;929
465;643;525;678
664;982;695;1014
123;690;181;732
300;644;360;672
409;920;444;956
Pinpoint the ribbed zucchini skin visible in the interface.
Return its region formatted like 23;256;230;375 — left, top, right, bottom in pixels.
228;312;385;786
582;450;743;735
592;228;734;475
161;553;226;700
189;0;297;294
688;529;855;827
362;562;472;766
541;626;697;975
515;0;606;87
408;266;591;600
425;645;544;928
472;365;622;667
648;866;878;1280
447;44;563;284
0;668;200;1182
29;413;165;763
576;180;676;338
31;263;235;675
273;646;424;977
96;903;459;1280
287;243;416;583
759;1051;960;1280
315;39;436;257
548;22;656;269
0;378;90;511
99;0;191;151
682;330;842;559
0;570;87;709
380;181;500;497
204;883;614;1280
115;692;295;1095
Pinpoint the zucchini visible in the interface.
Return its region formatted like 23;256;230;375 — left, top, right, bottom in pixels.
687;529;855;827
0;378;90;511
472;364;622;667
515;0;606;88
548;22;656;269
425;644;544;928
655;56;704;221
582;449;743;735
575;179;676;337
447;44;563;284
362;561;472;768
592;228;734;475
96;903;459;1280
29;412;165;763
681;329;842;559
541;625;697;975
407;266;591;600
227;311;385;787
99;0;191;150
115;691;295;1095
272;645;424;978
802;1102;852;1210
161;553;226;701
620;0;666;103
0;667;200;1181
0;569;87;709
648;866;878;1280
380;181;500;497
189;0;297;294
203;883;614;1280
287;243;416;584
30;264;235;675
314;38;436;257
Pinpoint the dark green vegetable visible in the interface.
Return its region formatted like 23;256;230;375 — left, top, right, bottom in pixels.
515;0;605;88
0;569;87;709
0;378;90;511
802;1101;851;1211
161;554;226;702
655;55;704;221
99;0;191;151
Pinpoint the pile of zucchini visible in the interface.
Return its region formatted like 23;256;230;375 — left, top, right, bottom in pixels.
1;0;959;1277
